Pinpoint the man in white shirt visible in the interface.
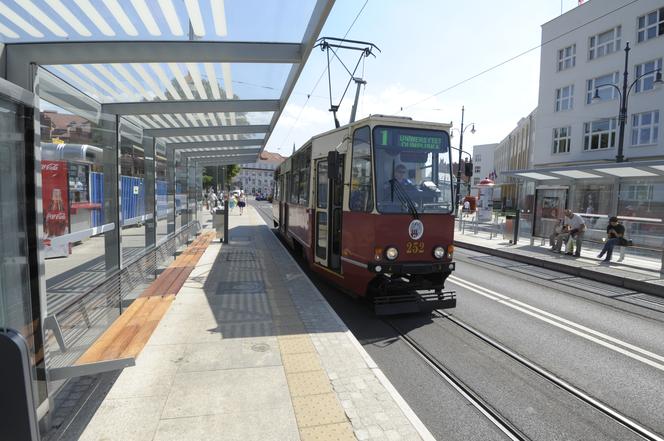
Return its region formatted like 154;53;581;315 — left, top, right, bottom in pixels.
553;209;586;256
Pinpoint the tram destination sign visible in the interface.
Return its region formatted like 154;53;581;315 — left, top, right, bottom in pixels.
374;126;448;151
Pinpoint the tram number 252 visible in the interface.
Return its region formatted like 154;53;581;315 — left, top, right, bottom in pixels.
405;241;425;254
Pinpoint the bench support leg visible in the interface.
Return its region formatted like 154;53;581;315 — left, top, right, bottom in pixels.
43;315;67;353
48;357;135;381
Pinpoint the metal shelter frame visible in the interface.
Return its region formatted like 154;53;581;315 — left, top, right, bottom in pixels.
0;0;336;430
1;0;335;166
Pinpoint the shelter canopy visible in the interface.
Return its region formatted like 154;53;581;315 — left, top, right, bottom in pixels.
504;160;664;182
0;0;334;165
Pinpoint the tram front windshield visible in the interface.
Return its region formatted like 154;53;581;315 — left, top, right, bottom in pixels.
373;126;453;214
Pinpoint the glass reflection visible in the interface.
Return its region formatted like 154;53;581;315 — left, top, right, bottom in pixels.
39;98;120;397
40;101;115;298
156;141;169;243
119;119;147;263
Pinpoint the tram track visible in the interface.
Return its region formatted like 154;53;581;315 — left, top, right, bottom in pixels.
383;317;529;441
388;310;664;441
426;305;664;441
429;309;664;441
252;201;664;440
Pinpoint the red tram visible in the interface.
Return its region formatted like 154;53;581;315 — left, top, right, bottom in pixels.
272;115;456;314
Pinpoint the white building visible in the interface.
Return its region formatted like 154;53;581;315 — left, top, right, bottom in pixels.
235;151;285;196
494;110;536;182
471;143;498;185
535;0;664;167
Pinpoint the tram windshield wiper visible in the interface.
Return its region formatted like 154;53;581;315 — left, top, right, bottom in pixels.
389;178;419;219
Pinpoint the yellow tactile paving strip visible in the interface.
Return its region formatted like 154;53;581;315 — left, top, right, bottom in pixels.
300;422;357;441
278;328;355;441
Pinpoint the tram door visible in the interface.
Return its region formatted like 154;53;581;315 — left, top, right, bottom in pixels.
314;160;330;267
314;154;344;271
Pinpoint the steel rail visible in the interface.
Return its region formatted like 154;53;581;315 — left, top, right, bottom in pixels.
433;310;664;441
384;318;529;441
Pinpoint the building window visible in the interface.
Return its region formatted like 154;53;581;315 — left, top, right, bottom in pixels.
557;44;576;71
635;59;663;93
553;127;571;153
583;118;617;150
473;177;480;185
555;85;574;111
637;8;664;42
586;72;619;104
474;154;481;162
589;26;621;60
474;165;481;173
631;110;659;146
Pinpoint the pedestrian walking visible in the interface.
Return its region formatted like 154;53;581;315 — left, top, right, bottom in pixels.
229;195;237;213
238;193;246;215
207;188;218;212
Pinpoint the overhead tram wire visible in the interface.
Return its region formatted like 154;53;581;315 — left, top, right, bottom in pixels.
278;0;370;151
397;0;642;114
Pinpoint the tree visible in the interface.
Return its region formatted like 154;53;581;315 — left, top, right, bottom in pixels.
226;164;241;181
202;174;213;189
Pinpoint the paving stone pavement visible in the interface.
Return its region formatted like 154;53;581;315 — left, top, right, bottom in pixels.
75;206;433;441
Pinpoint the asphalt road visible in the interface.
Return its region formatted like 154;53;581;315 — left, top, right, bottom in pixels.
251;200;664;441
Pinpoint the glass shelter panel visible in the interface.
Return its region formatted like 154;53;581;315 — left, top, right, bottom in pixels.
38;75;121;398
617;179;664;244
533;188;567;238
119;118;147;264
571;182;614;237
156;141;169;243
175;151;185;231
0;89;47;407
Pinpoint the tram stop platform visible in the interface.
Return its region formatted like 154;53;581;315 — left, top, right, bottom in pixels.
454;228;664;301
72;206;433;441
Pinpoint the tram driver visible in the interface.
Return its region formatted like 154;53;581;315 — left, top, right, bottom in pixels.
383;163;419;196
392;164;415;187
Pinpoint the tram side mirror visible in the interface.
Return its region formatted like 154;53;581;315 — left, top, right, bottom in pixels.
327;151;340;179
464;161;474;177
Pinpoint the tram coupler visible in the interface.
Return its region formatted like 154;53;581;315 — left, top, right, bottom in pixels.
373;290;456;316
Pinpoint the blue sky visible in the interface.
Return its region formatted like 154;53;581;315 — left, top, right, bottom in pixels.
265;0;585;157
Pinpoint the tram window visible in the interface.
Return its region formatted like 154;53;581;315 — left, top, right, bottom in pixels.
290;171;299;204
373;126;453;214
298;146;311;205
317;161;328;209
350;126;373;212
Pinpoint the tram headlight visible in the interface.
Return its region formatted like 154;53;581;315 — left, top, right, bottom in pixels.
385;247;399;260
433;246;445;259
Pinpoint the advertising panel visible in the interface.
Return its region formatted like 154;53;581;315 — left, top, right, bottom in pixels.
42;160;70;257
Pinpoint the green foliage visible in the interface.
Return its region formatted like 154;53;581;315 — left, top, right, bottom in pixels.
202;174;213;188
226;164;241;180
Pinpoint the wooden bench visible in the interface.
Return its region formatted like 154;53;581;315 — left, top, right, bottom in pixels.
49;232;215;379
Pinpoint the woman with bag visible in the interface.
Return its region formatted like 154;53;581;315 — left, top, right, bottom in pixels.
597;216;626;262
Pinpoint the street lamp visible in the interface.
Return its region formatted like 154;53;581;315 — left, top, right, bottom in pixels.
450;106;476;208
592;42;663;163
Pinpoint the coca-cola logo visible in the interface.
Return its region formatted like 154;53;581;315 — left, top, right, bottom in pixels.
42;162;60;171
46;212;66;221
